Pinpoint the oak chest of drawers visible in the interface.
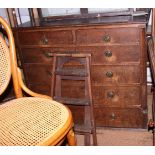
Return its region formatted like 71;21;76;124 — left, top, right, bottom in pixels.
13;16;148;128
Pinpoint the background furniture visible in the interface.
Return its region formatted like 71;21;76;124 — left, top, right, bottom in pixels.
0;16;76;146
13;15;148;129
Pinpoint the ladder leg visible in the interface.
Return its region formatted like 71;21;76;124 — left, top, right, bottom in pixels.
84;106;91;145
85;56;97;146
89;99;97;145
84;133;91;146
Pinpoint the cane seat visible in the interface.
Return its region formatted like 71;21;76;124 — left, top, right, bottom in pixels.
0;16;76;146
0;98;71;146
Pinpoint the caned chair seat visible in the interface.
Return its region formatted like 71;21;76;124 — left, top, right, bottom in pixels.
0;97;72;146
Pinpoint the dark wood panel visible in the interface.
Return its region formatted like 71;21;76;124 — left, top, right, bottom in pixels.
76;27;139;44
61;80;85;99
27;84;51;96
23;64;53;85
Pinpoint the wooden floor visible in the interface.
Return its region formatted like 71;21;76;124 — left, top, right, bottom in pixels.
75;93;153;146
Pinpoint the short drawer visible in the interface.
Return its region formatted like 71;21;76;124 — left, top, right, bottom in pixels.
20;47;75;64
76;27;139;44
23;64;53;85
94;107;147;128
92;86;140;107
76;45;140;65
18;30;73;45
91;65;141;85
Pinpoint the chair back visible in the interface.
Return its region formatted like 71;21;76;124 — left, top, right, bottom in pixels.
0;34;11;95
0;16;22;98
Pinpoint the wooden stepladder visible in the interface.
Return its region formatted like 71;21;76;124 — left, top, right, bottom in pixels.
51;53;97;146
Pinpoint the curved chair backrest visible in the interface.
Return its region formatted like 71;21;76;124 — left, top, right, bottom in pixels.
0;16;22;98
0;35;11;95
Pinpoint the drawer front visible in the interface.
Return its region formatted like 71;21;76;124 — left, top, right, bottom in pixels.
18;30;73;45
76;27;139;44
94;107;147;128
61;80;85;99
67;105;85;125
28;84;51;96
91;65;141;85
20;47;75;64
23;64;53;85
92;86;140;107
56;83;141;107
76;45;140;65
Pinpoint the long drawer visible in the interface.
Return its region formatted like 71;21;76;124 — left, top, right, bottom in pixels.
94;107;147;128
76;27;139;44
18;30;74;45
20;47;75;64
23;62;141;85
62;106;147;128
23;64;53;85
59;81;141;108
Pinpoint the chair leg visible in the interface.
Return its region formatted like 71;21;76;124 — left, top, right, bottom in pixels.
67;128;77;146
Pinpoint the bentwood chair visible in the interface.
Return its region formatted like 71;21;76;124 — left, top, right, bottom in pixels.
0;16;76;146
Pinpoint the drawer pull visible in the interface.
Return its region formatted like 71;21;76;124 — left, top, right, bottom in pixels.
110;113;117;120
104;50;112;57
102;35;111;42
41;35;48;45
107;91;115;98
106;71;113;78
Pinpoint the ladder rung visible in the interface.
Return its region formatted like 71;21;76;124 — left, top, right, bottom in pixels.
55;68;88;77
74;124;92;133
54;97;90;106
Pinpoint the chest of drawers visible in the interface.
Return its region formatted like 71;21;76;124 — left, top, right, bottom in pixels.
13;16;148;128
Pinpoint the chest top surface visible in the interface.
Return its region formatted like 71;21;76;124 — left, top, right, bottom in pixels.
13;15;147;30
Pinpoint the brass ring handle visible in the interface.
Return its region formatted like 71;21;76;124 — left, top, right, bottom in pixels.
110;113;116;120
41;35;48;45
106;71;113;78
107;91;115;98
104;50;112;57
102;35;111;42
42;38;48;45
